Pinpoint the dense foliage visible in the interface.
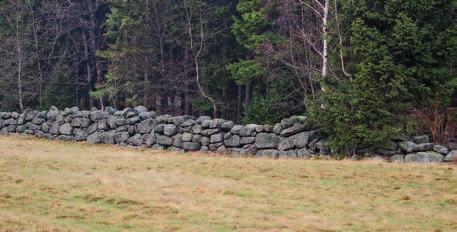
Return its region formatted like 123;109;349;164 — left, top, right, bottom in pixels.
0;0;456;151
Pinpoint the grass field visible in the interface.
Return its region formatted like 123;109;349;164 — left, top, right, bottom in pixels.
0;135;457;232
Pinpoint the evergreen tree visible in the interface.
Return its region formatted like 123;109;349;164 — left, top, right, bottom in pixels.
312;0;457;153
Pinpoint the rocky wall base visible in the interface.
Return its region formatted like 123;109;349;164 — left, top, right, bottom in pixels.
1;106;456;164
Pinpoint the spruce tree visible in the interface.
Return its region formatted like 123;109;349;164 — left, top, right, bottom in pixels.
312;0;457;153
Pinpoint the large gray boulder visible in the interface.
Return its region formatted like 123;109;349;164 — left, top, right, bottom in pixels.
57;135;74;141
316;139;330;156
126;116;141;125
59;123;73;135
444;150;457;162
210;133;225;143
280;116;308;128
90;110;109;122
280;123;306;137
71;118;91;128
41;122;51;133
164;124;177;136
75;129;88;141
114;132;130;143
405;152;443;163
134;106;147;115
97;119;109;130
280;150;297;159
87;132;102;144
173;134;183;148
136;118;155;134
182;133;193;142
87;123;98;135
192;125;202;134
240;137;255;145
230;125;243;135
26;122;40;130
192;134;202;143
292;131;315;149
127;134;144;146
201;129;220;136
240;124;257;137
434;145;449;155
16;125;26;133
296;148;314;159
255;133;279;149
391;154;405;163
256;150;280;159
32;117;46;125
49;122;61;135
399;141;418;153
0;127;8;135
221;121;235;131
278;137;295;151
157;135;173;146
413;135;429;144
183;142;201;151
145;131;157;147
210;119;225;128
102;132;115;144
24;109;38;121
107;115;119;129
225;135;240;147
413;143;434;152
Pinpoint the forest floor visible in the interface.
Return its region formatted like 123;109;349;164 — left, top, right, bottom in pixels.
1;135;457;232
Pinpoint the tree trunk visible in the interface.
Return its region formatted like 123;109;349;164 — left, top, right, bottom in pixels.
236;84;242;124
245;81;251;107
144;56;149;108
82;31;93;108
16;13;24;113
322;0;329;81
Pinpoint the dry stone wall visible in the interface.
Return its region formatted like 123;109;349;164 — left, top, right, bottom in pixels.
0;106;456;163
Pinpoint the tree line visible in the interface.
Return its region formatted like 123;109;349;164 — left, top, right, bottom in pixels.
1;0;456;152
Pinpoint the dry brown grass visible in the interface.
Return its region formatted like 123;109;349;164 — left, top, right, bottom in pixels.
1;135;457;231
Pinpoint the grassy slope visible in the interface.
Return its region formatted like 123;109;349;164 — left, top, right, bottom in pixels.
0;135;456;232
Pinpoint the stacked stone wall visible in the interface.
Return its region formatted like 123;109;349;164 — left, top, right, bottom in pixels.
1;106;456;163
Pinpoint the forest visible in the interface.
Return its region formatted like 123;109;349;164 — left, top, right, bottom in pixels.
1;0;456;151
